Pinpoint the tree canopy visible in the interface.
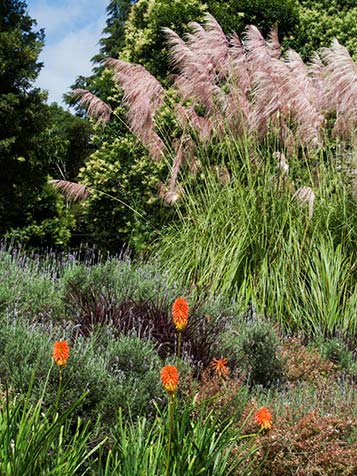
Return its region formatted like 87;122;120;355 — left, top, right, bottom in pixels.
291;0;357;60
0;0;73;246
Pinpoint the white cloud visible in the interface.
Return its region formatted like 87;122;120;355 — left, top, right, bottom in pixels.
36;18;106;104
30;1;82;35
27;0;107;105
30;0;107;35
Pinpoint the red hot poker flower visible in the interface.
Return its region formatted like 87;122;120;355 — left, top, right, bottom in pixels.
161;365;179;394
172;297;189;332
255;407;272;430
210;358;230;378
53;341;70;367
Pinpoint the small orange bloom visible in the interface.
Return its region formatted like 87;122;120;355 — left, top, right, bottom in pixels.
210;358;229;378
53;341;70;367
172;297;189;332
255;407;272;430
161;365;179;394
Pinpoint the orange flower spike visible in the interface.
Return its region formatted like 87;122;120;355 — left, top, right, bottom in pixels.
53;341;70;367
172;297;189;332
161;365;179;395
211;358;230;378
255;407;273;430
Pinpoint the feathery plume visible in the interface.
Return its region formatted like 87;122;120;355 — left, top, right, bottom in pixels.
72;89;111;125
267;28;281;59
106;58;165;160
246;25;323;147
293;186;315;219
320;40;357;139
228;32;252;95
308;53;329;112
274;151;289;175
50;180;89;201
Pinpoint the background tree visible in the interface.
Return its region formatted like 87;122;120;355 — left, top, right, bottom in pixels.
208;0;299;39
290;0;357;60
0;0;73;247
93;0;134;63
40;103;94;182
121;0;206;79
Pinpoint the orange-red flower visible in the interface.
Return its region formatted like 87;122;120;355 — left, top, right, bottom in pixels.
53;341;70;367
255;407;272;430
210;358;229;378
161;365;179;394
172;297;189;332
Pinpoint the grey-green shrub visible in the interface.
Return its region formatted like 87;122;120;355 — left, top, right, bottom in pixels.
0;318;163;428
238;318;284;387
0;248;64;321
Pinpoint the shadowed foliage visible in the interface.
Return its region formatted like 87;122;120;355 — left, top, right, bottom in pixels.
64;278;230;372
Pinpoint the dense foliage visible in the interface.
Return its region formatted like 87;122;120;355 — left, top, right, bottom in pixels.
292;0;357;59
0;0;75;247
0;2;356;474
42;104;94;182
0;245;355;474
208;0;299;38
121;0;206;78
78;132;170;252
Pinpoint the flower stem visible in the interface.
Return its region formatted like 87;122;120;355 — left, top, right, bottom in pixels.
54;366;63;413
177;332;182;360
165;393;175;476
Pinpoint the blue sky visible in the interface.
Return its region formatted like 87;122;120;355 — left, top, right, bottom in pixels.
27;0;108;105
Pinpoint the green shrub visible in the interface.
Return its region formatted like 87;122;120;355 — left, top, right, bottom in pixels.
0;249;64;321
0;318;163;428
290;0;357;60
79;134;171;253
0;321;51;394
5;184;75;249
319;338;356;373
59;333;163;424
238;318;284;387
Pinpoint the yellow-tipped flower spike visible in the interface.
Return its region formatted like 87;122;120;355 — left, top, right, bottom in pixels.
161;365;179;394
53;341;70;367
172;297;189;332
